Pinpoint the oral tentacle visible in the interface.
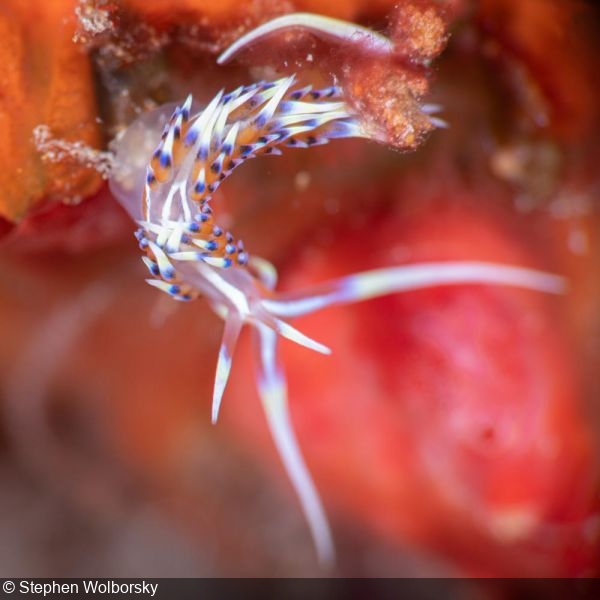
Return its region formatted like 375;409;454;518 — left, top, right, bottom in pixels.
253;323;335;567
217;12;394;66
261;261;567;318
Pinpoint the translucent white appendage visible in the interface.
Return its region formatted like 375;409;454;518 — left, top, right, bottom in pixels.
254;324;335;567
262;261;567;318
212;312;243;424
247;304;331;354
272;317;331;355
217;12;393;65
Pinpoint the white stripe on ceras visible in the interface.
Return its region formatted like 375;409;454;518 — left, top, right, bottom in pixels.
178;91;225;192
147;241;176;281
221;122;240;157
165;222;186;253
197;99;224;164
161;179;189;222
254;77;296;126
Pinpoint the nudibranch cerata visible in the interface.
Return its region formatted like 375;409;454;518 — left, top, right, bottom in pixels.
108;13;566;565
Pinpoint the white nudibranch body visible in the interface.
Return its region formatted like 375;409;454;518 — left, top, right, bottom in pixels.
108;16;566;567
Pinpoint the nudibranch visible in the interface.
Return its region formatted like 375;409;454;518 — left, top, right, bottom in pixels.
108;14;566;565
